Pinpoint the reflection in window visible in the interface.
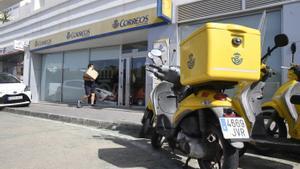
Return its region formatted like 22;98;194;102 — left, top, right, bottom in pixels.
90;46;120;105
0;73;20;83
130;57;146;106
122;41;148;54
41;53;63;102
62;49;89;103
91;59;119;104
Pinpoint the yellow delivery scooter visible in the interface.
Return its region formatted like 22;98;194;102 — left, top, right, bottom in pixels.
258;41;300;153
233;34;300;154
145;23;261;169
139;86;191;138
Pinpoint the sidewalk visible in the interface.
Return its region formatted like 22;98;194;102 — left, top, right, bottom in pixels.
3;103;144;135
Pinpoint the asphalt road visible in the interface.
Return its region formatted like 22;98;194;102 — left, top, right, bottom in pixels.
0;111;299;169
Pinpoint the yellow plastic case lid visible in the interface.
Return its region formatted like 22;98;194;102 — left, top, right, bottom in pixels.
181;22;261;46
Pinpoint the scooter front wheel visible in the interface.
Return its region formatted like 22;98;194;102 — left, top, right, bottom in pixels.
139;118;151;138
151;131;165;149
139;110;154;138
197;125;239;169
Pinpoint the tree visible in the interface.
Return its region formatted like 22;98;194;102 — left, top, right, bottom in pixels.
0;10;10;23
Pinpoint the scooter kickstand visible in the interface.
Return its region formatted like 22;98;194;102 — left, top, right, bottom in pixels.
183;157;191;168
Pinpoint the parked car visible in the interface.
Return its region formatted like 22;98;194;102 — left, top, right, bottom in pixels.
0;73;31;107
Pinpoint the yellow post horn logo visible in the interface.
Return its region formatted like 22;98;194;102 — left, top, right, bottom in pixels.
187;53;195;69
232;53;243;65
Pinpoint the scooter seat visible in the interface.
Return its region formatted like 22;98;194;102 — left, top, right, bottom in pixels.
290;95;300;105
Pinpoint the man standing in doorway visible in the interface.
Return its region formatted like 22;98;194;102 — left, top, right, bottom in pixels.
77;64;97;108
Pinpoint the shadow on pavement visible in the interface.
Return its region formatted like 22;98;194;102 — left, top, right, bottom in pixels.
94;135;298;169
116;128;140;138
96;136;197;169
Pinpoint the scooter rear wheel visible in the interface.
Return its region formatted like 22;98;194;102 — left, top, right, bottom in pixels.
254;109;287;154
197;125;239;169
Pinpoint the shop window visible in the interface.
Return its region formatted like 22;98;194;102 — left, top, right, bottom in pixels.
122;42;148;54
1;53;24;80
130;57;146;106
41;53;63;102
62;49;89;103
90;46;120;105
65;80;83;88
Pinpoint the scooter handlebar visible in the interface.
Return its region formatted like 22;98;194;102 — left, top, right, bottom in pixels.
147;64;162;71
281;66;290;69
153;71;165;81
145;66;166;80
145;67;154;73
146;64;179;83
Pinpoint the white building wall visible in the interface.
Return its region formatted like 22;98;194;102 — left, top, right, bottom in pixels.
30;53;42;103
23;48;31;88
0;0;68;24
43;0;68;8
24;48;42;103
0;0;156;49
282;1;300;81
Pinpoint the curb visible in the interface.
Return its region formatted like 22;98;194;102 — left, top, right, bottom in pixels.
3;107;141;134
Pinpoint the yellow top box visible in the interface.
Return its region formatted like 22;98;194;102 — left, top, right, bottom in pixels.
180;23;261;86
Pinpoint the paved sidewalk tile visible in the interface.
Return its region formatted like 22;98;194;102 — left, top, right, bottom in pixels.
3;103;144;134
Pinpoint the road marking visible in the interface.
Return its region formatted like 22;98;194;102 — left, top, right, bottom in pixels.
245;153;300;166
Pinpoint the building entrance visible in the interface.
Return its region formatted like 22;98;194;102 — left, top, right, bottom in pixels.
119;50;147;107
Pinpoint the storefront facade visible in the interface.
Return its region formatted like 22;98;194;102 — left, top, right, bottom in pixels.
38;43;148;107
6;0;300;107
0;41;27;80
24;0;177;107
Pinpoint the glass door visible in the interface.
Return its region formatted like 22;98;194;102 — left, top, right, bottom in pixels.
90;46;120;105
119;50;146;107
130;56;146;106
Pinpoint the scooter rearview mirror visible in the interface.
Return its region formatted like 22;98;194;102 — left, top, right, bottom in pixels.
291;42;296;54
148;49;163;66
261;34;289;63
262;34;290;63
147;52;154;59
291;42;297;63
274;34;289;48
149;49;162;58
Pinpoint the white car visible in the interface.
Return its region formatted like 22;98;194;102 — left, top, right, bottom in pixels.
0;73;31;107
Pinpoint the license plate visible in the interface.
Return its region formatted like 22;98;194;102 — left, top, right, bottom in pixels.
219;117;249;139
8;96;23;101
